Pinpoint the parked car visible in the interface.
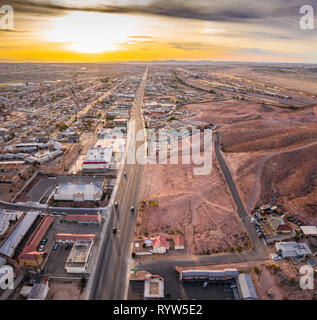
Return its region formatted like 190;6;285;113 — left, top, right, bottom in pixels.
38;245;45;252
270;254;282;261
53;243;59;251
41;238;48;245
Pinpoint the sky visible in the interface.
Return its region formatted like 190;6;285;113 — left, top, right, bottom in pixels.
0;0;317;62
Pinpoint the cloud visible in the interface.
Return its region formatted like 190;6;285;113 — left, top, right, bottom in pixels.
7;0;315;24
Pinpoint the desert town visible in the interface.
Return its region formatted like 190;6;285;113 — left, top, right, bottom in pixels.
0;62;317;300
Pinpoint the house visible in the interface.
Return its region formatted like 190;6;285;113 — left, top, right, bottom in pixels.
300;226;317;237
173;234;185;250
275;241;312;258
132;239;152;256
151;235;170;254
268;216;292;234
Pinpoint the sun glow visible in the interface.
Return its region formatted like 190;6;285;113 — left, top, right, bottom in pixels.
43;11;138;53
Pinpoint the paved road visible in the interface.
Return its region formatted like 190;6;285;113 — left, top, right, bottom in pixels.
89;66;148;300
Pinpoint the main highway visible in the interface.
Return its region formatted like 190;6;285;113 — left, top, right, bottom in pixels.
89;66;148;300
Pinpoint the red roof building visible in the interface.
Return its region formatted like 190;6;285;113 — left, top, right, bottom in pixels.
55;233;95;243
65;214;101;224
18;215;54;267
173;234;185;250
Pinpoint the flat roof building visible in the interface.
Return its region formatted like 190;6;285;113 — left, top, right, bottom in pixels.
300;226;317;237
275;241;312;258
54;183;104;202
0;210;23;236
82;146;113;172
55;233;95;243
64;213;102;224
144;277;165;300
28;282;49;300
0;211;39;257
65;241;93;273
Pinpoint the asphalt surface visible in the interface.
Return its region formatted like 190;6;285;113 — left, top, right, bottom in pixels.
89;66;148;300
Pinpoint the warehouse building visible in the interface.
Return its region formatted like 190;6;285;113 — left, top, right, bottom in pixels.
236;274;258;300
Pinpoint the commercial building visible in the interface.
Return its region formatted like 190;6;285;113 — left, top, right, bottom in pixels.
55;233;95;243
82;146;113;172
65;241;93;273
0;210;23;237
275;241;312;258
236;274;258;300
18;215;54;268
64;213;102;224
144;276;165;300
27;282;49;300
0;211;39;257
177;268;239;281
54;183;104;202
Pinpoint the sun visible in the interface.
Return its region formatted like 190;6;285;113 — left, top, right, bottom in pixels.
43;11;138;54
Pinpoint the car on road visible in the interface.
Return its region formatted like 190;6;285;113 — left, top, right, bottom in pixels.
113;227;117;234
270;254;282;261
131;206;135;214
38;245;45;252
53;243;59;251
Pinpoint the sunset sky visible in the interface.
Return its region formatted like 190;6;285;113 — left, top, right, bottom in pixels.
1;0;317;63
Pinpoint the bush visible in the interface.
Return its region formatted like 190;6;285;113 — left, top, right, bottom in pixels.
253;266;260;275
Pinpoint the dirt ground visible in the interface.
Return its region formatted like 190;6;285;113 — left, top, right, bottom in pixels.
181;99;317;223
46;278;86;300
138;145;250;255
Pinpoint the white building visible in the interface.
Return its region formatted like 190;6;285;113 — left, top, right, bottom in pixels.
65;241;93;273
82;146;113;172
28;282;49;300
275;241;312;258
54;183;104;202
144;277;164;299
237;274;258;300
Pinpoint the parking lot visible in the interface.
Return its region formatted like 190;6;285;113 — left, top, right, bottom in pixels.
41;216;104;277
21;175;105;202
128;265;236;300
